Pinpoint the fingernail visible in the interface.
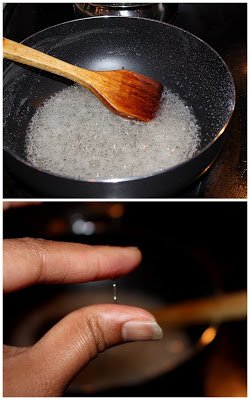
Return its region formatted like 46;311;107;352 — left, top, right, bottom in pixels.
122;320;163;341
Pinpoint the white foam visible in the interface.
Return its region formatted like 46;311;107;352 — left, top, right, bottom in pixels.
26;85;200;180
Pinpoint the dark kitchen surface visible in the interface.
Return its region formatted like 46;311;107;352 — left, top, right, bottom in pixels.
3;202;247;396
3;3;247;198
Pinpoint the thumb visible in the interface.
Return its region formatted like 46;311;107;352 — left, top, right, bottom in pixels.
24;304;163;396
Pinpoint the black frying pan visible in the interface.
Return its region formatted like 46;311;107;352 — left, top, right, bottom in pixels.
3;17;235;198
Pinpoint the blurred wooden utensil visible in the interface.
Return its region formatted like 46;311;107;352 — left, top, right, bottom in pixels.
152;290;247;327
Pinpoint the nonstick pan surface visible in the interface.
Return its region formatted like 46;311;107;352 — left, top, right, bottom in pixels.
3;17;235;198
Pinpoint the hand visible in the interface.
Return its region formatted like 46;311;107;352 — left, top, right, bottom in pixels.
4;238;162;396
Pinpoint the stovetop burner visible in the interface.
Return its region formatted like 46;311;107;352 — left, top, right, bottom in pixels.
3;3;247;198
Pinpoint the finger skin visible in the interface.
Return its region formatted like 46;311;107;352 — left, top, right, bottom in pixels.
4;304;157;397
3;238;142;293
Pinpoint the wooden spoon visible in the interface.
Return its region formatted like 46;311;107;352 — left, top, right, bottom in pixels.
3;37;163;122
152;290;247;327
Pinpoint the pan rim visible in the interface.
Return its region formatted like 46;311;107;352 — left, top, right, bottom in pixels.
3;16;236;185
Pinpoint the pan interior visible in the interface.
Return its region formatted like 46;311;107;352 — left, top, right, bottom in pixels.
4;17;235;176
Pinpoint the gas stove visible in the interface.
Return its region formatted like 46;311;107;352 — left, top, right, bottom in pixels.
3;3;247;198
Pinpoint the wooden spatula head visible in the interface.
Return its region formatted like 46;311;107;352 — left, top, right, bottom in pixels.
89;70;164;122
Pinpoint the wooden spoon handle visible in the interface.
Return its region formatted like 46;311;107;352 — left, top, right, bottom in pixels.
3;37;97;89
152;290;247;327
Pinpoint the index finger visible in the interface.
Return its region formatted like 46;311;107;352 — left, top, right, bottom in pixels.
3;238;141;293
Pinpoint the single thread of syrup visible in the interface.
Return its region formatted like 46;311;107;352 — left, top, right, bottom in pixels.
113;282;117;304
